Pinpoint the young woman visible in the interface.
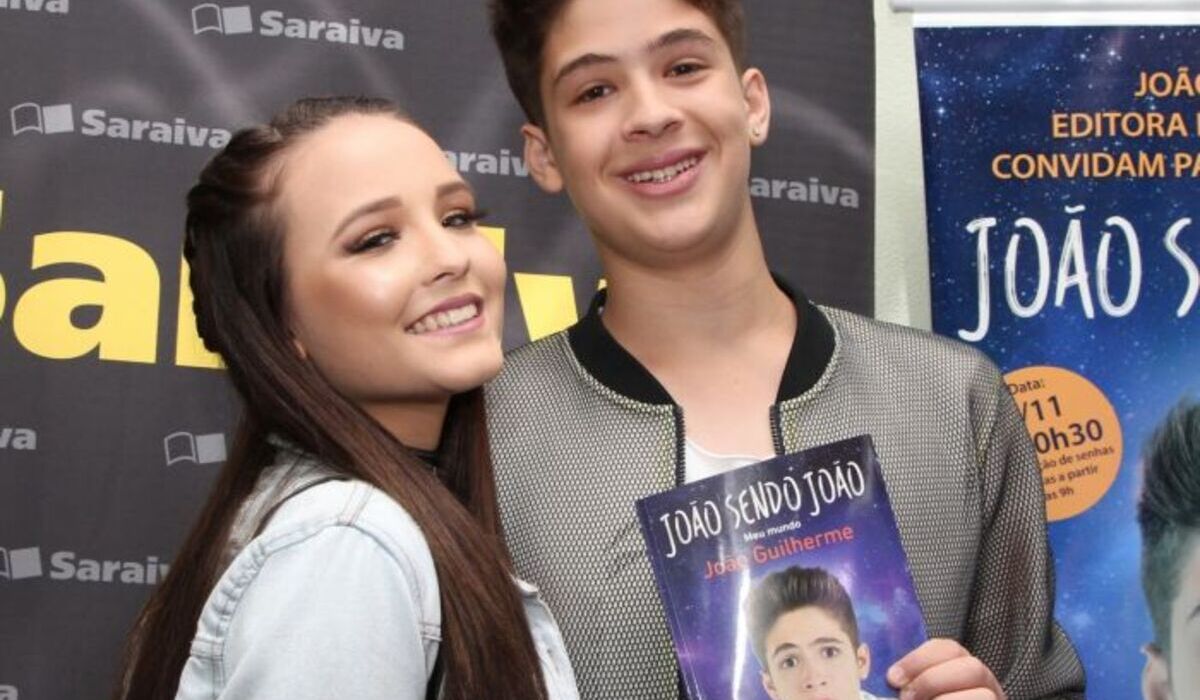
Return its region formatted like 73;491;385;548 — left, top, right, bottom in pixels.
113;96;578;700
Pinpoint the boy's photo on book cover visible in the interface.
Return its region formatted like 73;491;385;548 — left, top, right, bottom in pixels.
745;565;894;700
637;435;925;700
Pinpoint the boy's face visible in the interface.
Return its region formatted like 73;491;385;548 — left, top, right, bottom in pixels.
1144;536;1200;700
760;606;869;700
523;0;769;272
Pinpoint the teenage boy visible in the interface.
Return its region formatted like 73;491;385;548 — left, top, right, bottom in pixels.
745;566;891;700
1139;400;1200;700
484;1;1085;699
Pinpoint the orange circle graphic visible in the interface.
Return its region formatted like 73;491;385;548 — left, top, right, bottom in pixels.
1004;365;1123;522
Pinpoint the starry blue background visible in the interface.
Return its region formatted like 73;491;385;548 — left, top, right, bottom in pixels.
916;25;1200;699
638;437;926;700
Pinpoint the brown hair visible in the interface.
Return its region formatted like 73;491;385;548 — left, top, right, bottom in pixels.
743;566;861;666
113;96;548;700
1139;399;1200;657
489;0;746;126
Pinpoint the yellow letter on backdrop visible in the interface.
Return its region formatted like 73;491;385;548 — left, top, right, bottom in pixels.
514;273;578;341
175;256;223;369
14;232;159;363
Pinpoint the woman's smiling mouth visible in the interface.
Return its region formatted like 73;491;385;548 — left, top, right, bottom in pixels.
406;299;482;335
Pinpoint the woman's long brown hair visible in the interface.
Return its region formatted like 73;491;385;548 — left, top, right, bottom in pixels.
112;96;548;700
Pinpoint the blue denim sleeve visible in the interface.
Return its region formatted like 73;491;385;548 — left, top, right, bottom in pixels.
179;522;438;700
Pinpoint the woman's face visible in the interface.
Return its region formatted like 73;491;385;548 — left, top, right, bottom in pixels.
277;113;505;446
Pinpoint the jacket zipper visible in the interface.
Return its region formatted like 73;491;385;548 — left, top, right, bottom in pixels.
769;404;786;456
672;406;687;486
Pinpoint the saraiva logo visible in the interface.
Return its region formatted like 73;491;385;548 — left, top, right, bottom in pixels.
0;0;68;13
749;174;860;210
191;3;252;34
191;3;404;50
9;101;230;148
164;431;227;466
11;102;73;136
445;148;531;179
0;546;42;580
0;215;592;368
0;546;169;585
0;426;38;451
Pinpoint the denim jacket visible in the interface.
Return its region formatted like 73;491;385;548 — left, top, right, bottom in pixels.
176;441;580;700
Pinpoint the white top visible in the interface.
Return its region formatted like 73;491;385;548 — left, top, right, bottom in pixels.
683;438;771;483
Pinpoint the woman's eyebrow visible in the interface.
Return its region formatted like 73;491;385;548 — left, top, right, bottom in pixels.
333;196;403;239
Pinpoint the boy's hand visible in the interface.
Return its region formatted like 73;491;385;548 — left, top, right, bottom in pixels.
887;639;1006;700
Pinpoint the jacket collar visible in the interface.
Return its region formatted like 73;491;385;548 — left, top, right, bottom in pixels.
566;275;836;407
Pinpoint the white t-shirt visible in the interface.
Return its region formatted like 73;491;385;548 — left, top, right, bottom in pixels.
683;438;771;483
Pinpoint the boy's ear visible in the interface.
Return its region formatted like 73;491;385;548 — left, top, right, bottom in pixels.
1142;643;1173;700
522;123;565;193
761;670;782;700
856;643;871;680
742;67;771;146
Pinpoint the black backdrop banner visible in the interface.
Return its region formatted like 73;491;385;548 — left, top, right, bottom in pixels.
0;1;874;695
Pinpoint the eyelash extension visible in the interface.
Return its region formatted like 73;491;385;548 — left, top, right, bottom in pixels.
449;208;489;225
349;207;490;253
348;228;398;253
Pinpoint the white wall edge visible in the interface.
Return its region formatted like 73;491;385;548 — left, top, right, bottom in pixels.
912;10;1200;26
891;0;1199;11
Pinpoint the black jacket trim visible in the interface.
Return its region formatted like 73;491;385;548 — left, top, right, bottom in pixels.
772;277;836;403
566;275;836;407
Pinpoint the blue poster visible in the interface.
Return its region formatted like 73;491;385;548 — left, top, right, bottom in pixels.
917;23;1200;700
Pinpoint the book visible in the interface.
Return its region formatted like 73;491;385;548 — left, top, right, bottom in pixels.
10;102;73;135
10;103;43;135
163;431;227;466
0;546;43;580
190;4;253;35
636;435;925;700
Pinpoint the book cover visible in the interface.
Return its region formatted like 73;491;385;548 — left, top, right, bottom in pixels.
636;435;925;700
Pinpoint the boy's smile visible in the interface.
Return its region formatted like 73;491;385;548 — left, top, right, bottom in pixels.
618;148;705;196
523;0;770;271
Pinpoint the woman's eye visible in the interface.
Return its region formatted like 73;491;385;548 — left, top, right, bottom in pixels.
350;229;397;253
820;646;841;659
576;84;613;104
443;209;487;229
778;656;798;670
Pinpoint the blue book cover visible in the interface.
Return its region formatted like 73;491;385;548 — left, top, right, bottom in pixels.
636;435;926;700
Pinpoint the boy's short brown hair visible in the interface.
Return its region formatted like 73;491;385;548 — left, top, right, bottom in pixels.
489;0;746;126
744;566;861;667
1139;399;1200;656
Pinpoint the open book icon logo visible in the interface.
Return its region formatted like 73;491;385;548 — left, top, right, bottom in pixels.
10;102;73;136
164;431;227;465
191;4;253;35
0;547;43;581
